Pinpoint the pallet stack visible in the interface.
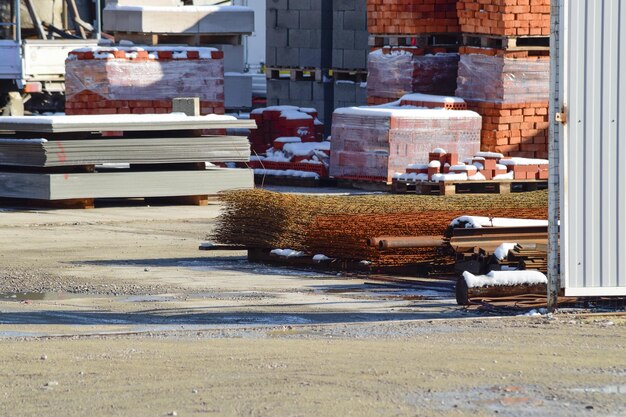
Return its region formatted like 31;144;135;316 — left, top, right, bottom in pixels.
366;0;461;105
65;46;225;116
266;0;369;128
455;0;551;158
0;114;255;209
329;96;482;183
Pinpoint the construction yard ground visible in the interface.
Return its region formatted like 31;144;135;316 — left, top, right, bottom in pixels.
0;192;625;417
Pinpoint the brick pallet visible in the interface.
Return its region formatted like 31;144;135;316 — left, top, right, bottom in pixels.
65;47;225;116
457;0;551;37
367;0;460;35
330;101;482;183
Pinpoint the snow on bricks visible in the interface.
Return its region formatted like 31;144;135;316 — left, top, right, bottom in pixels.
367;48;460;102
65;46;225;116
457;0;551;37
329;98;482;183
248;106;325;155
367;0;460;35
394;148;549;182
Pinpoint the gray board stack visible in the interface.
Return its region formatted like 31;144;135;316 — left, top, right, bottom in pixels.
0;114;255;207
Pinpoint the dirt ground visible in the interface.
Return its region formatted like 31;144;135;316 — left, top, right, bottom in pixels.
0;201;625;417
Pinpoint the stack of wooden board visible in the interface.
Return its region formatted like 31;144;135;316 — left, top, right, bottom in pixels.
0;114;256;207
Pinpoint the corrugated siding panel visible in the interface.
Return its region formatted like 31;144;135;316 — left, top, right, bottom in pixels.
561;0;626;295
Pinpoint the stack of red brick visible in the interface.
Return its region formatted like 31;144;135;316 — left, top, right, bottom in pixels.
457;0;551;36
454;0;551;159
367;48;460;105
396;150;549;182
330;102;482;183
65;47;225;116
248;106;325;155
367;0;460;34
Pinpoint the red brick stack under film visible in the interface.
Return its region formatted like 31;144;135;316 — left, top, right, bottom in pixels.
248;106;325;155
455;0;551;158
366;0;461;106
329;99;482;184
65;47;225;116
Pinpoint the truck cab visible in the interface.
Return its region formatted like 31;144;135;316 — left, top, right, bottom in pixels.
0;0;101;115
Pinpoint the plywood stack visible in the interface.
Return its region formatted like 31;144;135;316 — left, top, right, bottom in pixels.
366;0;461;105
329;96;482;183
65;46;225;116
0;114;255;208
455;0;551;158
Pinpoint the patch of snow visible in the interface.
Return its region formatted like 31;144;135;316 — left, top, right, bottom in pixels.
313;254;331;262
462;270;548;288
428;160;441;168
431;173;468;182
274;136;301;144
283;141;330;156
468;172;487;181
475;151;504;159
493;171;515;180
254;169;320;179
270;248;306;258
499;157;549;166
431;147;447;154
519;308;549;316
407;163;429;170
494;243;518;261
450;216;549;228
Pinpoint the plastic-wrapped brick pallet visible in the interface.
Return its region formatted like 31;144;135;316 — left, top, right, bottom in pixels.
65;47;225;116
367;48;460;104
329;105;482;183
454;47;550;158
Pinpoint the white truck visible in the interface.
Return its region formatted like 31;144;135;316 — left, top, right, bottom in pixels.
0;0;101;115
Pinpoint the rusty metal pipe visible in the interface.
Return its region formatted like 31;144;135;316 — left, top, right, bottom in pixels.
367;236;395;247
378;236;445;250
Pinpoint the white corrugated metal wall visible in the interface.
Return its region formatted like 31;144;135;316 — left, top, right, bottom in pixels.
555;0;626;296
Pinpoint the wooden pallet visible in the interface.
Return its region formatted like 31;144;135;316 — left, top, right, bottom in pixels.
113;31;243;46
462;34;550;51
369;33;461;48
265;67;326;82
336;178;391;192
331;69;368;83
406;179;548;196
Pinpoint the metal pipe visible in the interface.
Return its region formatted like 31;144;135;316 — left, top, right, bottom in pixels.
366;236;395;247
15;0;21;44
378;236;445;250
94;0;102;40
547;0;562;312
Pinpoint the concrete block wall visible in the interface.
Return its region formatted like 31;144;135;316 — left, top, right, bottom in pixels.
266;0;332;68
334;81;367;110
332;0;368;70
267;79;334;126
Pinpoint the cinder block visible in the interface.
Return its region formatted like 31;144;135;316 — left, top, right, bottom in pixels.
288;29;312;48
354;30;369;49
173;97;199;116
343;49;367;70
288;0;311;10
333;30;355;49
275;47;300;67
277;10;300;29
312;81;327;101
298;48;322;68
343;10;366;31
333;0;356;11
266;8;277;28
266;46;277;67
299;10;322;30
334;82;357;101
267;79;290;100
266;27;288;48
267;0;288;10
332;49;343;68
289;81;313;100
333;12;344;31
355;84;367;105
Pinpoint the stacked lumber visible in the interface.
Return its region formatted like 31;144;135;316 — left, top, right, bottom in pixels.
248;106;325;154
457;0;551;37
212;189;549;267
367;48;460;102
367;0;460;35
65;47;225;116
0;114;255;207
329;99;481;183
